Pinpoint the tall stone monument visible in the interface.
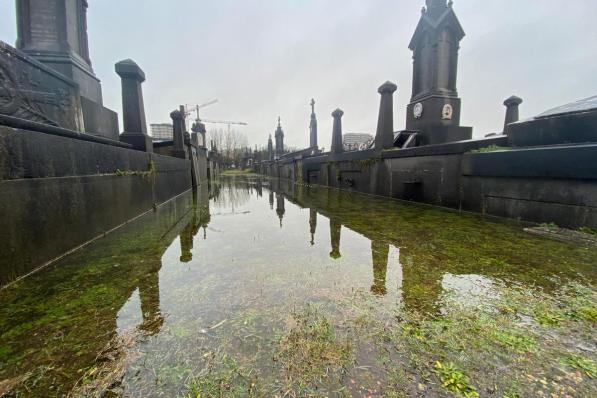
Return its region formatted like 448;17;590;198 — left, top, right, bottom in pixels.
309;99;318;149
275;117;284;156
268;134;274;161
15;0;118;139
406;0;472;145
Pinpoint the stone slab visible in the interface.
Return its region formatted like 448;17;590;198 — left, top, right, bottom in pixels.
536;95;597;119
462;144;597;180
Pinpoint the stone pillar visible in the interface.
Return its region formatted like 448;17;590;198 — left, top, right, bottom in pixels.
116;59;152;152
374;81;398;151
331;108;344;154
503;95;523;132
170;110;187;159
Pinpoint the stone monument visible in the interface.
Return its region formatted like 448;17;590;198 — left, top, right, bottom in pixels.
275;117;284;156
309;99;318;149
15;0;118;140
268;134;274;161
406;0;472;145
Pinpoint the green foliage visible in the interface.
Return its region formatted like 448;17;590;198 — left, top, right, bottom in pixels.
578;226;597;236
562;354;597;378
434;361;480;398
275;305;353;391
115;159;156;179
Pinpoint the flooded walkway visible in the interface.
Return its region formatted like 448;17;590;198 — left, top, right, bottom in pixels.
1;176;596;397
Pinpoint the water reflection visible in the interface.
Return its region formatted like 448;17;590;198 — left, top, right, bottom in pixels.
329;218;342;259
276;194;285;228
371;241;389;296
2;176;596;397
309;208;317;245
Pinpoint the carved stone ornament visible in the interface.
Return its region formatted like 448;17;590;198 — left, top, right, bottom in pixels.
442;104;453;120
413;102;423;119
0;60;58;125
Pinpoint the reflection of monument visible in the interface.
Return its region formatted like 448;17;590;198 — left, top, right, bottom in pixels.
179;186;211;262
138;263;163;334
329;218;342;259
269;191;274;210
309;208;317;245
371;241;390;296
276;194;285;228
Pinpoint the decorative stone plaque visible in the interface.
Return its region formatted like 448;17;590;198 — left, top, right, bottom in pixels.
413;102;423;119
442;104;453;120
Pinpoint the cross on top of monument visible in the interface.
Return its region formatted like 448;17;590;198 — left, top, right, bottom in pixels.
277;116;281;127
310;99;315;114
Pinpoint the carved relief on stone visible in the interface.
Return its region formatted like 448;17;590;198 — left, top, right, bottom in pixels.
0;58;59;126
442;104;453;120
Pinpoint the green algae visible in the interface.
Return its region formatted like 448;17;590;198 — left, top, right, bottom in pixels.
0;177;596;397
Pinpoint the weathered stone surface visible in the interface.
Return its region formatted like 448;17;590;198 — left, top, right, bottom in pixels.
0;125;192;286
16;0;103;103
0;41;84;131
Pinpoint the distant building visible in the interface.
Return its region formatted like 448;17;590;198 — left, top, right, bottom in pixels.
343;133;373;151
150;123;173;141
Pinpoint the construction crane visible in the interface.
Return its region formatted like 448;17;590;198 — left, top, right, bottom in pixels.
201;119;248;135
184;99;218;126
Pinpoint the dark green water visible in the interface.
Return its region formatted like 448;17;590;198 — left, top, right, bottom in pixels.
1;176;596;397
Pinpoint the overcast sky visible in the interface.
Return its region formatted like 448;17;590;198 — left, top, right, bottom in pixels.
1;0;596;149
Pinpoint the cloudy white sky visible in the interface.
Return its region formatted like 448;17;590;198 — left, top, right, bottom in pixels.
1;0;596;149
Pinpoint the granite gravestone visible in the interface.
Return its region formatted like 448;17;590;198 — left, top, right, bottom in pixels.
405;0;472;145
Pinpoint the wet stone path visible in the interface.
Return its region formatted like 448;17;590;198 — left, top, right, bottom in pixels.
1;176;596;397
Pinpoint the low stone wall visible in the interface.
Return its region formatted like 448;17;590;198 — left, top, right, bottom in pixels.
259;138;597;229
0;125;192;286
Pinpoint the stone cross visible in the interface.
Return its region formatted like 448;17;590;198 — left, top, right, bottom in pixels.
331;108;344;154
374;81;398;151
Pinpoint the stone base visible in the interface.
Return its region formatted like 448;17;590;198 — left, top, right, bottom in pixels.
81;97;119;141
120;132;153;152
418;125;473;146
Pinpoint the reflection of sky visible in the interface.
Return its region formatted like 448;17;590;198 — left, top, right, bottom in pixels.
440;274;499;313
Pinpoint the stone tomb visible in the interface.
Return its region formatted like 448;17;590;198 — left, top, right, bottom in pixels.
507;95;597;147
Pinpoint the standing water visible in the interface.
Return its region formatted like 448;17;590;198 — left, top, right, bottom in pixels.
1;176;596;397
